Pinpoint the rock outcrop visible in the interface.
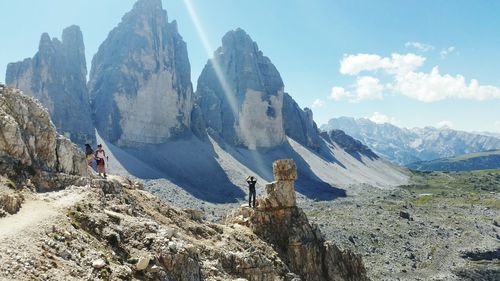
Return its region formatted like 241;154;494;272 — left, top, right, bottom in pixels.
0;85;86;181
6;26;95;147
88;0;193;147
196;28;286;149
0;176;24;216
227;159;369;281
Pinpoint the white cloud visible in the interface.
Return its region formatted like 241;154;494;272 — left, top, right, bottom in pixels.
311;98;325;108
405;41;434;52
336;52;500;102
353;76;384;102
436;120;454;128
340;53;425;76
369;112;392;124
440;46;456;58
393;66;500;102
329;86;352;101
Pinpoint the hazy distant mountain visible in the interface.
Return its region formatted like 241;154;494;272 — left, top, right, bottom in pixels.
322;117;500;165
475;131;500;139
407;149;500;171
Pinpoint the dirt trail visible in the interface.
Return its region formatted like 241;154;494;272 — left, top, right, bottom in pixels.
0;187;86;243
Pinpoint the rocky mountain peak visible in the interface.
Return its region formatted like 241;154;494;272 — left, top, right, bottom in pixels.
124;0;167;26
89;0;193;147
220;28;259;54
196;28;286;149
38;33;52;49
132;0;163;12
218;28;284;97
6;26;95;147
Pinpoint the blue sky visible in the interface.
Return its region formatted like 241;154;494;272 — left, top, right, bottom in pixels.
0;0;499;132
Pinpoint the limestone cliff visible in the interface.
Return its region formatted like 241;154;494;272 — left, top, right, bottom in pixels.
88;0;193;147
227;160;369;281
0;85;86;188
196;28;286;149
196;28;325;151
5;26;95;146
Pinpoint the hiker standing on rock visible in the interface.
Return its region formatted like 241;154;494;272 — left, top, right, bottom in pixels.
94;144;107;178
247;176;257;208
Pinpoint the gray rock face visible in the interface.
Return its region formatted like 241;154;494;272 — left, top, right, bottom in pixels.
6;26;95;147
326;129;379;160
196;28;286;149
88;0;193;147
323;117;500;165
282;93;321;150
0;86;86;176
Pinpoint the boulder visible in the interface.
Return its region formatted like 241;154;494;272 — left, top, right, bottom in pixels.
92;259;106;269
136;256;150;271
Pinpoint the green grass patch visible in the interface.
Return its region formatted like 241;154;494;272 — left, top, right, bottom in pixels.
449;150;500;162
401;170;500;208
5;179;17;190
411;195;433;206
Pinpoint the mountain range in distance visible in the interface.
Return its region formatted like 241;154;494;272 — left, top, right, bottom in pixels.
322;117;500;168
407;149;500;172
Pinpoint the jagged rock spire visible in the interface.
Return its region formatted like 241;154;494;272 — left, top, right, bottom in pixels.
6;25;95;146
196;28;286;149
88;0;193;146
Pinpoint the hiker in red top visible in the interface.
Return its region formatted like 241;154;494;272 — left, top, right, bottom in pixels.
94;144;107;178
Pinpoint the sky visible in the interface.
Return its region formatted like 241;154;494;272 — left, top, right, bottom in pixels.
0;0;499;133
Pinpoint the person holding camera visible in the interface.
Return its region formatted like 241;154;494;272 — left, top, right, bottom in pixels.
246;176;257;208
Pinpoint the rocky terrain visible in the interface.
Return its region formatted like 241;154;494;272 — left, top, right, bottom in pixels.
1;83;498;280
6;26;95;146
323;117;500;166
407;149;500;171
0;85;368;280
305;171;500;281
